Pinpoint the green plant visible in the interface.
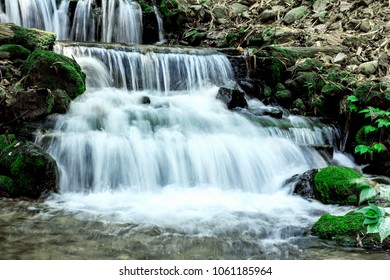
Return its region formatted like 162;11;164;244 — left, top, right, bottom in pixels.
354;106;390;158
355;204;390;242
354;178;390;242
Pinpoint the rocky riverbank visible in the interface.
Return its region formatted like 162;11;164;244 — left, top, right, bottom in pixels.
0;23;86;198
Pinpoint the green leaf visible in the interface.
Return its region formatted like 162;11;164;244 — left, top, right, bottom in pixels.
355;206;371;215
354;145;372;155
378;217;390;242
347;95;358;102
359;108;372;119
364;209;378;219
363;125;377;134
355;182;374;190
359;187;378;204
367;222;380;234
372;143;386;153
369;203;384;216
348;104;358;112
376;118;390;128
363;216;379;225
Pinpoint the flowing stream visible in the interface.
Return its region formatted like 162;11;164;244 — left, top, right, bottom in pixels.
0;0;388;260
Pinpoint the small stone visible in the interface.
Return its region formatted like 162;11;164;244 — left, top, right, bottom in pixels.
380;76;390;89
346;65;358;72
313;0;329;12
360;20;371;32
213;6;229;19
358;61;378;75
329;21;342;30
231;3;249;16
340;1;354;12
283;6;309;25
334;53;348;63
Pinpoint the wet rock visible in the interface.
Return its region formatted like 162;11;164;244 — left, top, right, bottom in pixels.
22;50;86;100
288;169;318;200
0;140;58;199
283;6;309;25
3;88;70;123
216;86;247;110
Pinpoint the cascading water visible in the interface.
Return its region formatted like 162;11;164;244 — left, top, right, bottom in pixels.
0;0;142;44
153;5;166;44
29;42;355;259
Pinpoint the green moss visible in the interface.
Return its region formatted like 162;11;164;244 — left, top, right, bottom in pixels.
23;50;86;99
160;0;178;17
220;30;246;48
10;24;56;51
186;29;205;46
321;81;346;96
311;212;365;245
138;0;154;14
0;44;31;60
0;175;14;193
314;165;363;205
0;134;17;152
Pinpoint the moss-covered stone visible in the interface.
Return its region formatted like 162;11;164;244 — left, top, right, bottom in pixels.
311;212;365;245
22;50;86;99
312;211;390;248
0;23;56;51
321;81;346;96
314;165;363;205
185;29;206;46
0;44;31;60
0;141;58;198
159;0;187;35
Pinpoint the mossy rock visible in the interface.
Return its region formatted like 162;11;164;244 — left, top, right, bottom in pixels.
321;81;347;96
312;211;390;248
159;0;187;34
185;29;205;46
311;212;365;245
0;44;30;60
0;141;58;198
22;50;86;100
0;23;56;51
314;165;363;205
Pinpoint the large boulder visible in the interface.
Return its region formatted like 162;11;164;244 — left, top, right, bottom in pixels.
0;23;56;51
313;165;363;205
0;136;58;199
216;86;247;110
3;88;71;123
22;50;86;100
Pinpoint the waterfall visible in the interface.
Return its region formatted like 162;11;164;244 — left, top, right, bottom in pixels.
39;42;339;196
55;42;235;91
153;5;166;44
0;0;143;44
